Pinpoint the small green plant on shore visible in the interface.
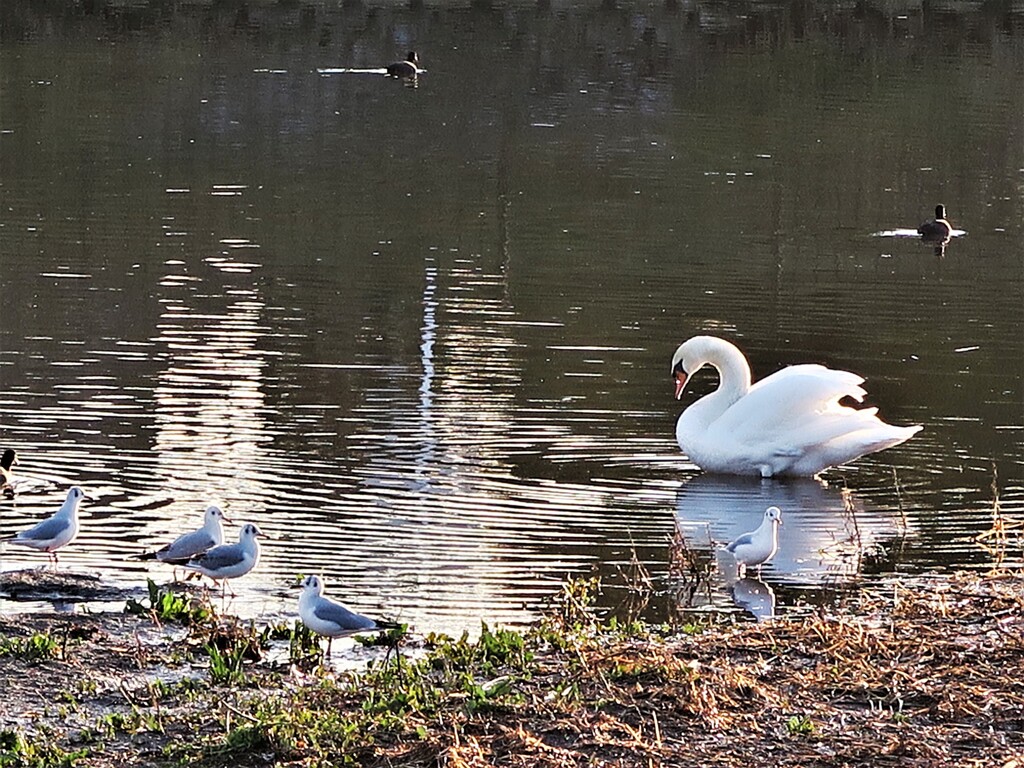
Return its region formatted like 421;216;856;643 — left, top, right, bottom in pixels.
354;623;409;648
465;673;521;714
286;619;322;664
222;724;272;754
0;727;89;767
552;576;602;630
786;715;815;735
94;710;162;739
428;624;530;671
125;579;213;625
206;640;250;685
73;678;99;697
149;676;206;702
0;632;61;662
677;621;706;636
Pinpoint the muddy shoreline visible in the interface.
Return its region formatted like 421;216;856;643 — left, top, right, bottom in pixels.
2;570;1023;767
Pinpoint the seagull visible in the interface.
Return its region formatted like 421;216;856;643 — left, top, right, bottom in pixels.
183;522;266;595
725;506;783;576
298;574;399;656
2;486;86;566
133;505;231;564
1;448;17;498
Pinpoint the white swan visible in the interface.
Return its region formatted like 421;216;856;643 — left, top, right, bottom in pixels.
671;336;921;477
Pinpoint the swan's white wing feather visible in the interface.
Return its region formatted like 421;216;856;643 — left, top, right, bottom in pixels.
749;364;865;397
713;366;869;446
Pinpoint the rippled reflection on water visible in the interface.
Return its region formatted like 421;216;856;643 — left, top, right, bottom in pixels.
1;1;1022;633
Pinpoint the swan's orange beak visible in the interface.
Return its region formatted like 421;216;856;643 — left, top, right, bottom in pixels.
674;371;688;400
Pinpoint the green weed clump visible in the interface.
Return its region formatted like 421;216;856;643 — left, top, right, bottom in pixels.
124;579;213;626
355;623;408;648
205;640;252;686
786;715;816;735
0;727;89;767
424;623;532;675
0;632;61;662
287;619;324;664
92;710;163;739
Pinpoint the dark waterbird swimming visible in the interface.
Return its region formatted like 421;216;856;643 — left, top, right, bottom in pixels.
386;51;420;79
918;204;953;242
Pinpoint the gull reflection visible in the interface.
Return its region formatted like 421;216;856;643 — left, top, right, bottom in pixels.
730;577;776;622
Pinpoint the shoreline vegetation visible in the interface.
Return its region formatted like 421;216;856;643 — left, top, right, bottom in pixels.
2;571;1023;767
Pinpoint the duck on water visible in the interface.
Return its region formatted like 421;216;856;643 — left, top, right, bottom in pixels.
386;51;420;79
918;204;953;242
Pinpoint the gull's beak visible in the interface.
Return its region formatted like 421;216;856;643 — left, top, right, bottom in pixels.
673;371;688;400
221;512;234;524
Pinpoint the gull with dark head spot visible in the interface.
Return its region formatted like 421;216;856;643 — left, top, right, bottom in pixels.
298;574;399;656
726;506;783;576
134;505;231;564
2;486;86;566
184;522;266;595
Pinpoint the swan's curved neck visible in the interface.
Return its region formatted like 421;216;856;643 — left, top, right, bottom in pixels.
705;339;752;401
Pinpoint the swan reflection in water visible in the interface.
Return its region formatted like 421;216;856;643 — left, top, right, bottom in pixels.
672;474;910;618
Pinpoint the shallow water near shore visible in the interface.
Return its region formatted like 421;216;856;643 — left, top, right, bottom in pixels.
1;1;1022;634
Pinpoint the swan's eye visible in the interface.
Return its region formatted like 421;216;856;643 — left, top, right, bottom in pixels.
672;360;686;375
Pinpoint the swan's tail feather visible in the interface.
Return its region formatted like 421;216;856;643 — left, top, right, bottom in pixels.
799;424;922;474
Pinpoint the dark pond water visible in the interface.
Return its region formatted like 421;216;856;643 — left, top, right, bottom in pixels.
1;1;1022;634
